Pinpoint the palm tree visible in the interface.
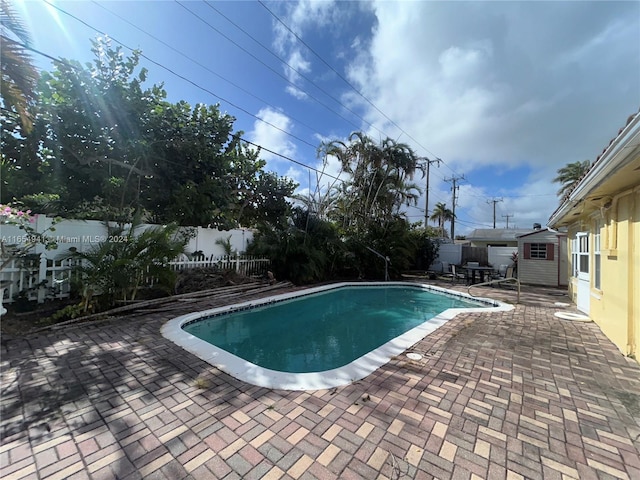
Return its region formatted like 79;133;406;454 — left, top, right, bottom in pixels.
430;202;454;237
0;0;38;132
319;132;421;232
553;160;591;199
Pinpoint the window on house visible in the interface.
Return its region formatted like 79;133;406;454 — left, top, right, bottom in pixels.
530;243;547;259
594;221;601;289
571;238;578;277
523;243;554;260
579;234;589;274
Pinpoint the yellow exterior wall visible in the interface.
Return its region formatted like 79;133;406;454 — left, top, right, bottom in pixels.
594;190;637;358
565;189;638;359
631;190;639;359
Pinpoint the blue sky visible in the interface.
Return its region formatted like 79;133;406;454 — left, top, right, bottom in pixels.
16;0;640;235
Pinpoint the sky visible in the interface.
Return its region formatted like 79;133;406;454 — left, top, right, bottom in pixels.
15;0;640;235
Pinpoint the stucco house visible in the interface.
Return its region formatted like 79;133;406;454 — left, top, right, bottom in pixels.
516;229;568;287
548;110;640;360
466;228;534;248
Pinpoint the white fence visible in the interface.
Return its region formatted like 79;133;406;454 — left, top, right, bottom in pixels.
0;216;254;257
436;244;463;267
1;253;271;304
169;254;271;277
430;244;516;272
487;246;517;270
1;255;78;304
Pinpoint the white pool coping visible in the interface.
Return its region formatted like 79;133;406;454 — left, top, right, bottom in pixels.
161;281;514;391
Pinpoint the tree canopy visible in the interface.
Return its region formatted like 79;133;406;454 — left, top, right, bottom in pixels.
318;132;422;234
429;202;454;238
1;37;296;228
1;34;435;284
0;0;38;133
553;159;591;199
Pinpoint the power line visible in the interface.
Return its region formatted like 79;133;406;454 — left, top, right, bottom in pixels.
201;0;389;141
487;197;503;229
173;0;365;134
422;157;441;226
444;175;465;239
90;0;322;138
257;0;470;180
45;0;475;193
259;2;431;156
41;0;321;152
29;0;484;222
5;42;346;187
238;136;342;183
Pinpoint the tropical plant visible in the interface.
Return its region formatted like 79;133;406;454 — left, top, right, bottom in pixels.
553;160;591;199
247;207;344;284
319;132;422;233
71;216;188;310
409;227;440;271
429;202;454;237
0;0;38;132
215;235;235;255
3;36;297;227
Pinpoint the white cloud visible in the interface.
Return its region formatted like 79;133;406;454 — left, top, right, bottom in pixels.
269;1;638;227
271;0;338;98
344;1;639;172
248;107;297;166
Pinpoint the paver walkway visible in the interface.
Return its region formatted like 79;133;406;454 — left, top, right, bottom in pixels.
1;282;639;480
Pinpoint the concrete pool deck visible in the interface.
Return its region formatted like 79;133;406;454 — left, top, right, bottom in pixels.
1;281;639;479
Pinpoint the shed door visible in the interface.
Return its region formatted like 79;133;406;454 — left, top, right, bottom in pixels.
575;232;590;314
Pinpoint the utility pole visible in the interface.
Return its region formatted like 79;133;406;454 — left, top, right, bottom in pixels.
502;214;514;229
422;157;441;227
444;175;465;240
487;198;503;229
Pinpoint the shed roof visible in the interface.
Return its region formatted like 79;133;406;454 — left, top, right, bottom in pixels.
467;228;534;241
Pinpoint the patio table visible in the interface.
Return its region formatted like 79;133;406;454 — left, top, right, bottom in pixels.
462;265;495;284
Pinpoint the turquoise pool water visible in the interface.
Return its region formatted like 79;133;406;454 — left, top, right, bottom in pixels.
182;285;483;373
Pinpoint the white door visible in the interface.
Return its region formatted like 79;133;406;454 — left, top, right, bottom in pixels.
575;232;590;314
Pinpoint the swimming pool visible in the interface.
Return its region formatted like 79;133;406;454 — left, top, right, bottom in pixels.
162;282;513;390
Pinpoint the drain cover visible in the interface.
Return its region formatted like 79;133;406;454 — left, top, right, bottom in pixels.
406;352;423;360
554;312;591;322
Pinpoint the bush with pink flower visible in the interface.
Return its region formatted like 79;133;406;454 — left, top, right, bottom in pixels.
1;204;59;271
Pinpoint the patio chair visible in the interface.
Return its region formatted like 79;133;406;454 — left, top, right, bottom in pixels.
450;264;468;284
499;265;516;289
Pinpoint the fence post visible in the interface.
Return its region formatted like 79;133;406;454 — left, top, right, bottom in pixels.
37;253;47;303
235;253;240;273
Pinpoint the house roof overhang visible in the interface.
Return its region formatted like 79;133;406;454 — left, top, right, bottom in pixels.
548;111;640;228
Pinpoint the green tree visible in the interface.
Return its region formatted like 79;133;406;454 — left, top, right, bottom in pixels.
34;37;163;214
4;36;297;227
0;0;38;132
319;132;421;233
553;160;591;199
429;202;454;237
247;207;343;284
141;103;297;228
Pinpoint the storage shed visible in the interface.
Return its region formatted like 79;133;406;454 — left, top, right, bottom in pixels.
517;229;568;287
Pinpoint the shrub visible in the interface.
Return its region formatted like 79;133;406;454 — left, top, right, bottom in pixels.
72;217;188;311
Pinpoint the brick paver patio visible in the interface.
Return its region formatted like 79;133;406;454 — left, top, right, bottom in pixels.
1;282;639;480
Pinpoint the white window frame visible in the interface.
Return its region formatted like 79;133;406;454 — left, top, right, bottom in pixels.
529;243;547;260
594;221;601;290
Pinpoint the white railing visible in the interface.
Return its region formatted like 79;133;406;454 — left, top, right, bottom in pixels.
0;255;77;304
168;254;271;277
1;253;271;304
